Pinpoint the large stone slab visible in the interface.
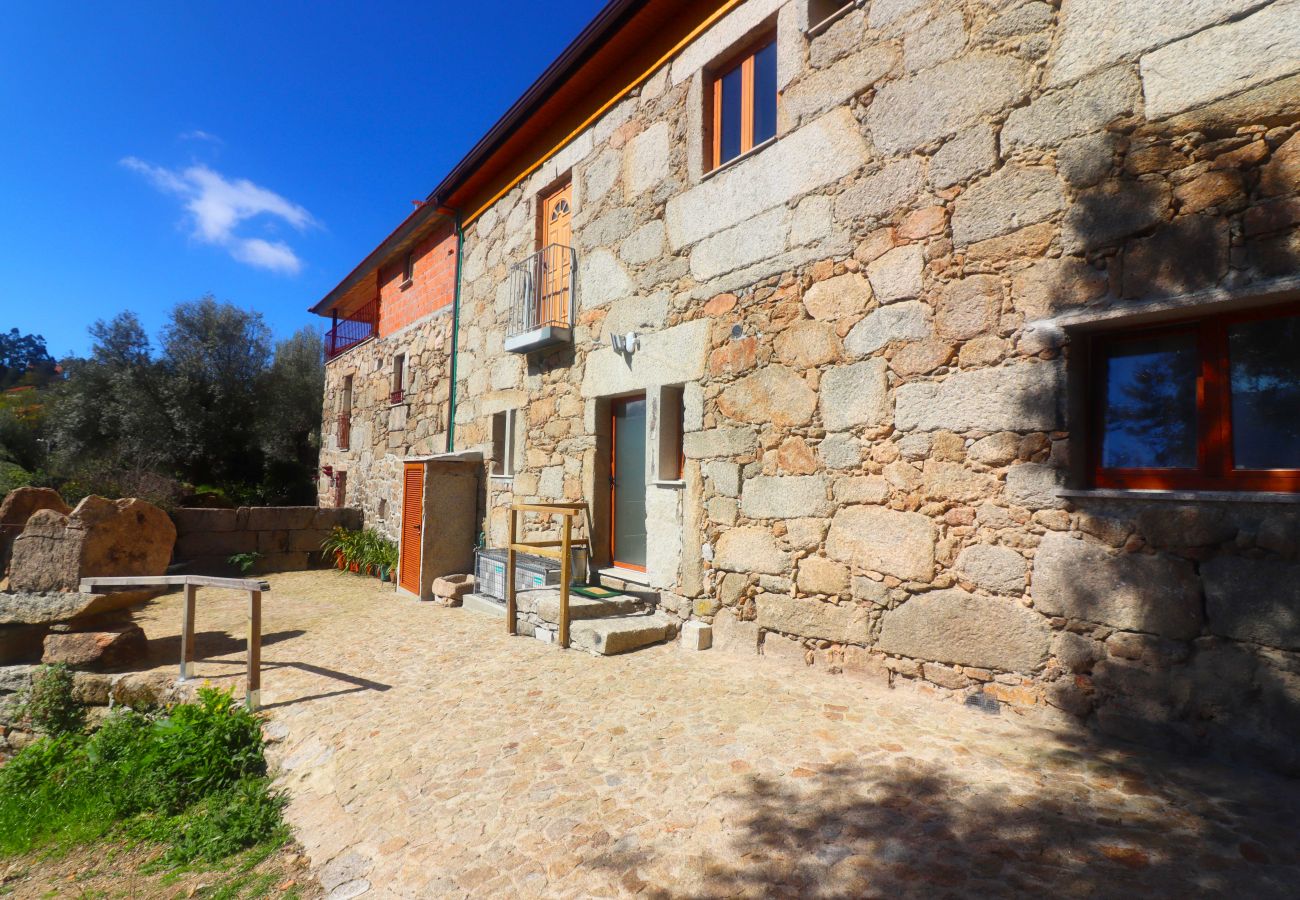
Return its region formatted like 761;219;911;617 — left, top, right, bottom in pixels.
718;365;818;427
845;301;930;357
1203;557;1300;651
42;624;147;670
1002;65;1141;150
581;319;710;397
689;207;791;281
0;487;72;576
714;527;790;575
895;361;1064;432
955;544;1027;596
1141;1;1300;119
1048;0;1262;87
867;54;1030;155
951;165;1065;247
820;360;889;431
1031;532;1203;639
877;589;1050;672
756;593;867;643
666;108;868;249
826;506;935;581
741;476;831;520
0;591;152;626
9;496;175;595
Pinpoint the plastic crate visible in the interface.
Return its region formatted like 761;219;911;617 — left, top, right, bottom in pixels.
474;547;588;601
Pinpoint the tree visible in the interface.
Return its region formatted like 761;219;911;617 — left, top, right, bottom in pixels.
259;326;324;504
0;328;58;390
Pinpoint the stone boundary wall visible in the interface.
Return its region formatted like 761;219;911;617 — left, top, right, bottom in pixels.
171;507;362;574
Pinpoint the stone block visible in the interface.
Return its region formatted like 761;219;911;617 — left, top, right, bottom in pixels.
840;645;889;681
1031;532;1203;639
803;273;873;322
0;624;46;665
1048;0;1261;87
797;557;850;596
433;574;475;607
976;2;1053;44
936;276;1000;340
877;589;1051;673
866;245;924;304
867;54;1030;155
756;593;866;644
715;527;790;575
1057;132;1120;188
577;248;633;310
257;530;290;554
690;207;791;281
666;108;868;250
1011;256;1109;320
702;461;741;498
171;507;238;534
581;319;711;397
929;124;998;190
774;320;842;369
71;671;112;705
1003;463;1067;510
741;475;831;520
820;360;889;431
1135;506;1236;548
955;545;1027;596
1002;65;1140;150
903;10;966;73
1204;558;1300;651
833;476;889;505
826;506;935;581
834;158;924;223
1052;631;1100;674
624;121;669;196
1062;180;1171;253
718;365;817;427
679;620;713;651
42;624;147;670
845;301;930;357
246;506;316;531
761;630;811;667
712;608;759;655
968;432;1020;466
1140;2;1300;119
895;360;1064;432
1121;216;1230;299
684;427;757;459
951;165;1065;247
784;44;898;125
818;433;861;470
0;664;34;695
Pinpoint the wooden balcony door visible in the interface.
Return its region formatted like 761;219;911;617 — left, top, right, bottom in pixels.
399;463;423;594
539;181;572;329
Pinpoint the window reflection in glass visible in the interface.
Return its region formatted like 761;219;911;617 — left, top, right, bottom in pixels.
719;65;743;164
1229;315;1300;470
1101;334;1199;469
752;41;777;146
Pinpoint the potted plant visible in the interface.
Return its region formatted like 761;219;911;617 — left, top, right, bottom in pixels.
320;527;351;570
375;537;399;582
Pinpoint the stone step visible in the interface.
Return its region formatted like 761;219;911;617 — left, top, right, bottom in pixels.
532;590;644;625
463;592;505;618
570;612;675;656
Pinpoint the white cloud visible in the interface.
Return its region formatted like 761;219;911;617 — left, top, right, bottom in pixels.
179;129;223;144
121;157;315;275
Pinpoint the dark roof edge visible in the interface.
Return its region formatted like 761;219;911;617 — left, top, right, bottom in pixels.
310;0;649;317
423;0;648;209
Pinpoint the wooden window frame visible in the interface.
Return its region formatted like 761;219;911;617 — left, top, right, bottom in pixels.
708;32;777;172
1088;302;1300;493
390;353;405;404
491;409;516;478
400;252;415;288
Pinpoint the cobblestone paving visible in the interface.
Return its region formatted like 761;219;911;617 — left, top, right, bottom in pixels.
133;571;1300;899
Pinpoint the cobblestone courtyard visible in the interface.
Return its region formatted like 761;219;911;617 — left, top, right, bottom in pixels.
133;571;1300;898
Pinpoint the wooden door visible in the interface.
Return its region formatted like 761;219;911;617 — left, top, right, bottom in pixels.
334;470;347;508
610;395;647;572
539;182;572;328
399;463;423;594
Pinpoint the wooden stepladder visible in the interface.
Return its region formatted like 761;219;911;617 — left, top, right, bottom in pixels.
506;502;587;649
80;575;269;710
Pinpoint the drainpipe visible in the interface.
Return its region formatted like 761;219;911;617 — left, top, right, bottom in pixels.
442;206;464;454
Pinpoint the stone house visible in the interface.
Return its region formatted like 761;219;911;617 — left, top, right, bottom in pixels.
312;0;1300;772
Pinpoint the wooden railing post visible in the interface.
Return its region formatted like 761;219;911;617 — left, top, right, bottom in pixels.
559;513;572;649
180;582;197;681
507;507;518;635
247;589;262;710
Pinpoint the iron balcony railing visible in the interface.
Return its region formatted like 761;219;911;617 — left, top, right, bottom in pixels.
324;298;379;361
507;243;576;341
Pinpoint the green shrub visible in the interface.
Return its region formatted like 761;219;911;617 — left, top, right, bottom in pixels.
228;550;263;574
0;687;285;863
18;662;85;735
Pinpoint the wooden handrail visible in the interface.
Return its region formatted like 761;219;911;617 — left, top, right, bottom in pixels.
507;501;588;648
79;575;268;709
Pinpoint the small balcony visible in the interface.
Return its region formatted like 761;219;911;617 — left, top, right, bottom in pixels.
325;298;378;361
505;243;576;354
337;414;351;451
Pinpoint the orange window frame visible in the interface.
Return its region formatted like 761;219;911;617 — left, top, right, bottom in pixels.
709;33;776;171
1088;302;1300;493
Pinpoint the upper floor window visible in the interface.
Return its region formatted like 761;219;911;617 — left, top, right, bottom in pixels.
391;353;406;404
806;0;854;33
1089;303;1300;492
401;252;415;288
491;409;518;478
710;35;778;171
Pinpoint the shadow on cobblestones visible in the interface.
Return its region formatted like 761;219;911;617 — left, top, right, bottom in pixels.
673;749;1300;899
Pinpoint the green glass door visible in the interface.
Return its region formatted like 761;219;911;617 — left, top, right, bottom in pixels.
611;395;647;571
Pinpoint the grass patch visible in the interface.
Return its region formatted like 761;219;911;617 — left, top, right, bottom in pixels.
0;686;288;867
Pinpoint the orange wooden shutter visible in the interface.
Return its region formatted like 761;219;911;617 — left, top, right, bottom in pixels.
399;463;423;593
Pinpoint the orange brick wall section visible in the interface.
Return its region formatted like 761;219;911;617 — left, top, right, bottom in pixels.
377;223;457;337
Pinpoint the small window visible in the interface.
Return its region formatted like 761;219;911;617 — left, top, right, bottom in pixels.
806;0;854;32
491;409;517;478
657;385;686;481
401;252;415;287
391;354;405;404
710;35;778;170
341;374;353;411
1090;304;1300;492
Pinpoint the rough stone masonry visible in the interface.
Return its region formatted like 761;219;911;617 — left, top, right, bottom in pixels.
321;0;1300;774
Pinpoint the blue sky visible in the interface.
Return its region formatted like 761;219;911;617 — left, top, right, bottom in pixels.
0;0;606;358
